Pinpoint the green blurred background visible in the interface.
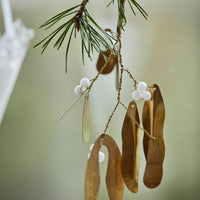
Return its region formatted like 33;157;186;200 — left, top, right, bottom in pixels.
0;0;199;199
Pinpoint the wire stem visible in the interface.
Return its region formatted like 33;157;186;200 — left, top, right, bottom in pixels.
103;0;125;133
122;68;137;86
56;91;86;123
119;101;156;140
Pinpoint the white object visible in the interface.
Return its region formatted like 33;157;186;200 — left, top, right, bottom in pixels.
137;82;147;93
74;78;90;95
1;0;15;37
88;143;105;163
98;151;105;163
80;78;90;88
89;144;94;151
87;151;105;163
131;81;151;101
141;91;151;101
74;85;82;95
132;91;140;101
0;0;34;125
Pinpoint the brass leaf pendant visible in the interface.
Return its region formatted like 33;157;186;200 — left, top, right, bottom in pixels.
121;101;141;193
96;50;117;74
142;84;165;189
82;93;90;143
85;134;124;200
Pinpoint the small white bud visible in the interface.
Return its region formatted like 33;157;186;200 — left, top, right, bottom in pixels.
89;144;94;151
141;91;151;101
80;78;90;88
137;82;147;93
87;151;105;163
74;85;82;95
132;90;140;100
98;151;105;163
87;152;91;159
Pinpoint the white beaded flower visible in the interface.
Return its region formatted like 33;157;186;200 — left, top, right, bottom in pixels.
88;144;105;163
132;82;151;101
74;78;90;95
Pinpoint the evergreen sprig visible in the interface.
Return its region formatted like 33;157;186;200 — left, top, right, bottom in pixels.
117;0;148;31
34;0;147;73
117;0;127;31
34;4;115;73
127;0;148;19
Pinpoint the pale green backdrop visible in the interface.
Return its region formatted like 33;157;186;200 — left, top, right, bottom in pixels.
0;0;199;199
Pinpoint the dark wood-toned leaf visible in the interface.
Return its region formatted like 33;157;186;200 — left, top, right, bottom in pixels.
121;101;141;193
142;84;165;189
85;134;124;200
96;50;116;74
104;134;124;200
82;93;90;143
85;136;101;200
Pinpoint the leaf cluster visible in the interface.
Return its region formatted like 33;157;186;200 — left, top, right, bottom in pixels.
127;0;148;19
34;4;115;73
34;0;148;73
117;0;148;31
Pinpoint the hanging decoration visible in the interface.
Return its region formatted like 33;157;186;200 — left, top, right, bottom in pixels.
142;84;165;188
35;0;166;199
121;101;141;193
85;134;124;200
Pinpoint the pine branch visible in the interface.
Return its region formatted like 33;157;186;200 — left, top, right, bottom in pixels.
34;0;148;73
34;1;116;73
127;0;148;19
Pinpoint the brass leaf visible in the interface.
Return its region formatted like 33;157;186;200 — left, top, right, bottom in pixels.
104;134;124;200
85;134;124;200
142;84;165;189
121;101;141;193
82;93;90;143
96;50;117;74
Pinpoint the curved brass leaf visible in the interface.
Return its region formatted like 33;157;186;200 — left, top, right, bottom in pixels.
96;50;117;74
85;134;124;200
104;134;124;200
121;101;141;193
142;84;165;189
82;93;90;143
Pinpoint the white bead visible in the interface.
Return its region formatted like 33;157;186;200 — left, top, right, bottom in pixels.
87;151;105;163
132;90;140;100
80;78;90;88
87;152;91;159
137;82;147;93
74;85;82;95
142;91;151;101
89;144;94;151
81;86;88;94
98;151;105;163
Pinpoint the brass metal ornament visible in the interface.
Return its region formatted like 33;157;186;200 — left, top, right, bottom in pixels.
142;84;165;189
96;28;118;75
82;93;90;143
96;50;118;74
121;101;141;193
35;0;167;198
85;134;124;200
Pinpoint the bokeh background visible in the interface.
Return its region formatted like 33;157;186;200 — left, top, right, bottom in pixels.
0;0;199;199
